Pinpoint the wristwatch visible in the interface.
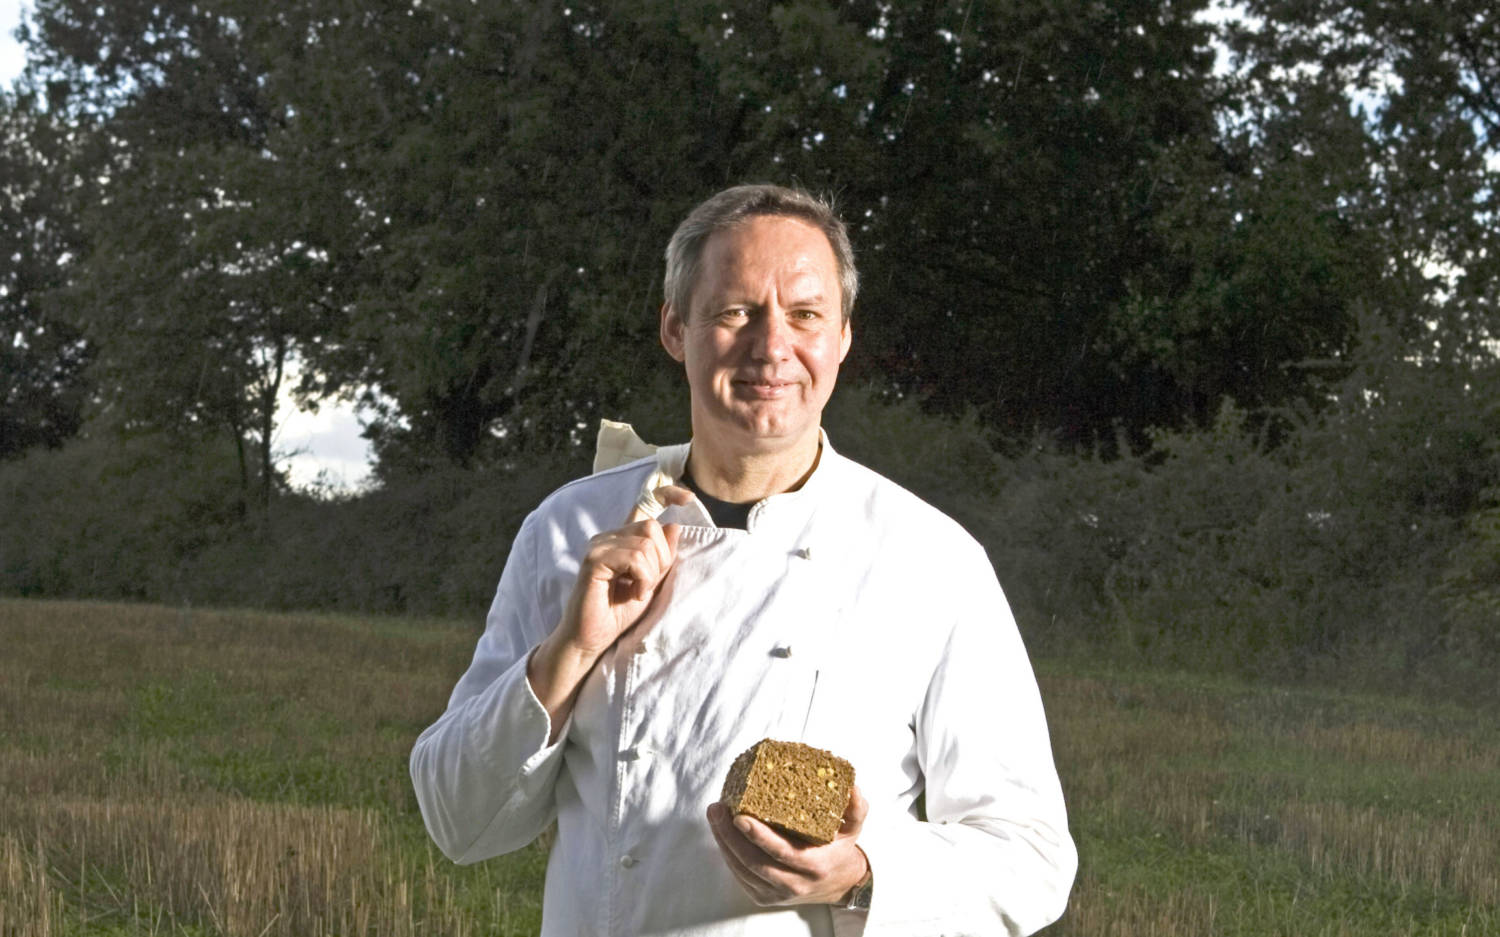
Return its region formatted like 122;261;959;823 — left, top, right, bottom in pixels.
842;868;874;912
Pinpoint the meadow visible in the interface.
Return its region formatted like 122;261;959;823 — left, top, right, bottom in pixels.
1;598;1495;936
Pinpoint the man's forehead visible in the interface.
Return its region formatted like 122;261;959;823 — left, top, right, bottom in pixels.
699;217;836;278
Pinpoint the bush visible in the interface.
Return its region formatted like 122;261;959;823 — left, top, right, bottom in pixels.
0;434;247;601
4;348;1497;690
0;430;582;619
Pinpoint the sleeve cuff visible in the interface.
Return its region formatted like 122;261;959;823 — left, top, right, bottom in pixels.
514;646;572;791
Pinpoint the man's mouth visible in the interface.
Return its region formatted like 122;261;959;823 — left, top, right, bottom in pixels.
734;378;795;398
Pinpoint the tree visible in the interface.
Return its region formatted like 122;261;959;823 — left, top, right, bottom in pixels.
1101;74;1394;433
22;0;353;504
302;0;887;465
22;0;1430;470
834;0;1227;443
1226;0;1500;362
0;88;91;459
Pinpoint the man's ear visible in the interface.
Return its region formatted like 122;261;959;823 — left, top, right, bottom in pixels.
838;317;852;363
661;303;687;362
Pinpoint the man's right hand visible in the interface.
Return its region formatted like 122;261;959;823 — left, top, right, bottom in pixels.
527;487;692;738
561;514;682;657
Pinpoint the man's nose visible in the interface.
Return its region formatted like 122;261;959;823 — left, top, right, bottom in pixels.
749;309;793;360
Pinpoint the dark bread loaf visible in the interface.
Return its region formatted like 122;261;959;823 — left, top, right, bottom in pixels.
719;738;854;845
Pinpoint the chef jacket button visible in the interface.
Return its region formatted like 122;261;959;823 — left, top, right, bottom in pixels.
771;645;793;658
621;746;640;761
633;641;649;655
620;854;638;869
795;546;813;560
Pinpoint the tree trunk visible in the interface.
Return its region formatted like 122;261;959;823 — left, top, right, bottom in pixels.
257;337;287;513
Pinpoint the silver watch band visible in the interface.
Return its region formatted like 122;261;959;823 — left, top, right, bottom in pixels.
842;870;874;912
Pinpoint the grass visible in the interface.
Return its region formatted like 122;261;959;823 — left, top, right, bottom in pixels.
1040;665;1500;936
0;598;546;936
2;598;1497;935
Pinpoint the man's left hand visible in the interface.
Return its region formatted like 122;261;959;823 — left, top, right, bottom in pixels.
706;785;870;907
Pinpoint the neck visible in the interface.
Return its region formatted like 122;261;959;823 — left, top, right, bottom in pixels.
684;432;823;504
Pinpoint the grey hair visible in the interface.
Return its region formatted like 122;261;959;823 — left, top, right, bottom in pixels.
663;184;858;322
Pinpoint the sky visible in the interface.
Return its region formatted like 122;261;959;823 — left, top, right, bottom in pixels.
2;0;376;491
271;363;378;493
1;1;22;82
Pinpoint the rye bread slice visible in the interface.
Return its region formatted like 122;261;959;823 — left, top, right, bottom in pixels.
719;738;854;845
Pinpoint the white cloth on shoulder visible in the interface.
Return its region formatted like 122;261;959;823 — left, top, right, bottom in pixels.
593;419;710;528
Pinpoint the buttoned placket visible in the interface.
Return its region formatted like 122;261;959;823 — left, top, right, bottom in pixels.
604;480;835;933
609;524;741;935
610;631;643;934
779;532;833;743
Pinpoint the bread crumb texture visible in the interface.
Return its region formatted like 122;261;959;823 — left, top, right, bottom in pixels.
719;738;854;845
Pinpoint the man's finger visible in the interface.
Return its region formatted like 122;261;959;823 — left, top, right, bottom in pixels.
708;807;783;897
625;549;665;601
715;808;798;878
642;519;676;579
654;484;694;507
731;814;807;869
593;530;668;594
711;807;772;872
838;784;868;836
710;814;765;886
587;533;648;575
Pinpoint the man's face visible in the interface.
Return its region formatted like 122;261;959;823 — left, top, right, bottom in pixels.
661;215;851;457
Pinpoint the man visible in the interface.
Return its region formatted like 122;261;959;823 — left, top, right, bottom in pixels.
410;184;1076;936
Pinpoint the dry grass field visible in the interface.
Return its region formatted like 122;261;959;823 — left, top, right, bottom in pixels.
2;598;1496;935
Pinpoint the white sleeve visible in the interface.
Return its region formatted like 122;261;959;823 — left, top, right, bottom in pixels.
836;547;1077;937
409;512;573;864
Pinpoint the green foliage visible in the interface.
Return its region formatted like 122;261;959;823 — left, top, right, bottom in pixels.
1441;505;1500;662
828;0;1228;444
199;453;580;616
0;90;92;459
7;329;1500;683
1228;0;1500;355
0;432;248;600
1435;381;1500;664
1031;317;1500;678
10;0;1278;463
2;0;1492;470
0;427;579;617
1110;79;1389;433
4;0;1499;682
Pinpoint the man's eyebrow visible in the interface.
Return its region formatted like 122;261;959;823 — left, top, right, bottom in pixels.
719;293;830;306
788;295;835;311
783;287;829;304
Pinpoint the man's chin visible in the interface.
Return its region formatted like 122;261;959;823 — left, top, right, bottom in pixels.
695;410;818;454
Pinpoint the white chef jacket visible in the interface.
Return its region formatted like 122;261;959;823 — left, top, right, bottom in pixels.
410;436;1076;936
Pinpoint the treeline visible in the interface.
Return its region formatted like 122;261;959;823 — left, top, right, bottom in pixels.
4;355;1499;693
2;1;1499;686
